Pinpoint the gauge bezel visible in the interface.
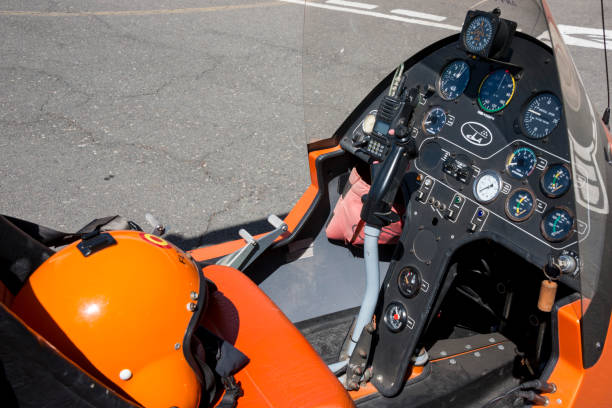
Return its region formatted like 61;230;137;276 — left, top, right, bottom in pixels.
472;169;503;204
397;266;421;299
504;187;536;222
421;106;447;135
540;163;572;198
383;301;408;333
461;13;498;56
437;60;471;101
505;146;537;179
519;92;562;140
477;69;516;113
540;206;576;243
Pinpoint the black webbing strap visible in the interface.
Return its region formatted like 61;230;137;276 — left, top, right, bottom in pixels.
194;326;249;408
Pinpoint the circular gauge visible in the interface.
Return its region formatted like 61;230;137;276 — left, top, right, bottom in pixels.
478;69;516;113
473;170;502;204
362;113;376;134
506;147;537;179
422;107;447;135
384;302;408;332
521;93;562;139
439;60;471;100
505;188;536;222
463;15;494;53
541;208;574;242
541;164;572;198
397;267;421;298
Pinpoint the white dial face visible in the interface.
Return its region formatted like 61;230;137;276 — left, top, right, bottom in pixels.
362;114;376;134
474;171;501;203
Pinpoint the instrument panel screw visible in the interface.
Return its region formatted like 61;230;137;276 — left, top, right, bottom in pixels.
174;343;181;350
474;352;481;358
119;369;132;381
187;302;197;312
190;291;198;300
449;359;456;365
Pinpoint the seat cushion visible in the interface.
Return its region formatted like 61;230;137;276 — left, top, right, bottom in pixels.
202;265;354;408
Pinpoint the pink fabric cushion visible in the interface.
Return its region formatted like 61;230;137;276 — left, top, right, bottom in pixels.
326;168;402;245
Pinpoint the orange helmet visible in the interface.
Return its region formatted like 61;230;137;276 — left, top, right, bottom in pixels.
11;230;207;408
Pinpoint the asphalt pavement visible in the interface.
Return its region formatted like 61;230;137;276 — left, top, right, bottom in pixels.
1;0;610;249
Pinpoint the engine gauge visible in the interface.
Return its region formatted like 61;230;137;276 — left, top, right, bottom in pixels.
478;69;516;113
505;188;535;222
438;60;470;100
541;164;572;198
422;107;447;135
397;267;421;298
462;15;494;54
506;147;537;179
473;170;502;204
521;92;562;139
384;302;408;333
541;207;574;242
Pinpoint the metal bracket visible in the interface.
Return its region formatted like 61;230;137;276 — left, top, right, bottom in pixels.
216;215;288;271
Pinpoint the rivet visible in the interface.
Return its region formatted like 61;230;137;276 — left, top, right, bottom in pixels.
489;337;496;343
440;350;447;356
190;291;199;300
187;302;197;312
556;398;562;404
498;344;505;350
474;352;481;358
90;383;95;389
174;343;181;350
465;344;472;350
119;369;132;381
449;358;456;365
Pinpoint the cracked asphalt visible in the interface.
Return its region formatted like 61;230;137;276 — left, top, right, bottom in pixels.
1;0;610;249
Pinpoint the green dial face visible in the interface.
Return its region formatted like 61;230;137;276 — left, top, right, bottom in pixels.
541;208;574;242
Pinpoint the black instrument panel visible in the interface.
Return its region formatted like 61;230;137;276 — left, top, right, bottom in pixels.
338;31;585;397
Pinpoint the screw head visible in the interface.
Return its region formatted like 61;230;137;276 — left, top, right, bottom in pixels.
187;302;197;312
174;343;181;350
190;291;199;300
119;369;132;381
449;358;456;365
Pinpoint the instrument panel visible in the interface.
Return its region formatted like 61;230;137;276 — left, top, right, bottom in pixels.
338;25;584;397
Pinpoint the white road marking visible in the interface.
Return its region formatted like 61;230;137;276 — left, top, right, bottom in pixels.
326;0;377;10
282;0;611;51
280;0;461;31
390;9;446;22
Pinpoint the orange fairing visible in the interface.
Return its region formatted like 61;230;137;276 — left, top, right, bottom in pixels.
12;230;203;408
202;265;355;408
189;145;341;262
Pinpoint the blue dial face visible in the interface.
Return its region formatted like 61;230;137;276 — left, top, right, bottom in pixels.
478;69;516;113
541;208;574;242
464;15;494;53
422;107;447;135
522;92;562;139
439;60;470;100
505;188;535;222
506;147;537;179
541;164;571;198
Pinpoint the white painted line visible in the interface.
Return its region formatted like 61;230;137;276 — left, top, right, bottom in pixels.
326;0;377;10
279;0;462;31
390;9;446;22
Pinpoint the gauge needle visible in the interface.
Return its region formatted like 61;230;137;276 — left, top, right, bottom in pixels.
480;183;495;192
528;109;541;116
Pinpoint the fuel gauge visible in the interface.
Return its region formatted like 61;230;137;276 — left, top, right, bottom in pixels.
541;164;571;198
505;188;535;222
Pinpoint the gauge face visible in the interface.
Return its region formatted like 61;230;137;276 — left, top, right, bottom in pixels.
473;170;502;204
398;267;421;298
541;164;572;198
505;188;535;222
478;69;516;113
362;113;376;134
541;208;574;242
506;147;537;179
384;302;407;332
439;60;470;100
463;15;494;53
422;107;447;135
522;93;562;139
